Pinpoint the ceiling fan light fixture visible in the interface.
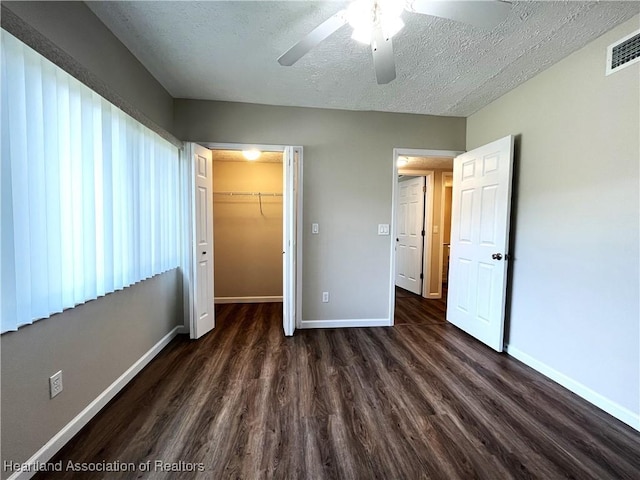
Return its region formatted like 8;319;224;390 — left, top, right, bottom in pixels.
347;0;374;44
347;0;405;45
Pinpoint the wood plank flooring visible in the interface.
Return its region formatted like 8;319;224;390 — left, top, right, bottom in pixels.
394;286;447;325
36;301;640;479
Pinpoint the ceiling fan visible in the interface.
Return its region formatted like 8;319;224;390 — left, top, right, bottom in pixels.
278;0;512;84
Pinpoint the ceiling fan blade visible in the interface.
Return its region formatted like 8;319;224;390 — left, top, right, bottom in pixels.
406;0;511;30
278;10;348;66
371;24;396;85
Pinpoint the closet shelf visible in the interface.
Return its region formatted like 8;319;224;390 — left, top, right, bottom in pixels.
213;191;283;197
213;191;282;215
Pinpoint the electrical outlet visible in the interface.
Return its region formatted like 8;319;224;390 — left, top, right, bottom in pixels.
322;291;329;303
49;371;63;398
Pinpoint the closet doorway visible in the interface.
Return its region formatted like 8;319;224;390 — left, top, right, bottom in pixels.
211;144;301;337
211;149;285;304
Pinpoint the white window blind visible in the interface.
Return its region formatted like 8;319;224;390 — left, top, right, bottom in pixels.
1;30;181;333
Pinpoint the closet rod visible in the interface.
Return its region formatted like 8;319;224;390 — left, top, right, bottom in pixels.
213;191;283;197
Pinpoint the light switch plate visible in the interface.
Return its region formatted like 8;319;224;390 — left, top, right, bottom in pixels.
378;224;390;235
312;223;319;234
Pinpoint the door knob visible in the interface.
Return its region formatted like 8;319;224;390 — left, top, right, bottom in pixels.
492;253;503;260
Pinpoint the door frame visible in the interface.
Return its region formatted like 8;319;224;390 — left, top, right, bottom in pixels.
394;173;431;296
188;142;303;334
438;172;454;290
389;148;463;324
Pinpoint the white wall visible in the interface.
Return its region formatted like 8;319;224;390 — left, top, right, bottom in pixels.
174;101;466;323
467;16;639;427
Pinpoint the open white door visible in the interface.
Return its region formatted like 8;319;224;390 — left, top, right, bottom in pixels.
190;143;215;339
395;176;425;294
447;135;514;352
282;146;300;336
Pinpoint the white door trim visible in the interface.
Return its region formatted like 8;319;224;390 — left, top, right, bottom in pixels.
421;171;436;299
437;172;454;295
181;144;195;334
200;142;290;151
282;146;302;336
389;148;464;325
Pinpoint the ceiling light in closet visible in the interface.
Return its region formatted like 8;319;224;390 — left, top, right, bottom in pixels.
242;149;261;161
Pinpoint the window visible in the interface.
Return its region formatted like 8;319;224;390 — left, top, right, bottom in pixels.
1;30;181;333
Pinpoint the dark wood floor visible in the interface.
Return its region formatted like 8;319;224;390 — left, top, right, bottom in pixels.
37;301;640;479
394;286;447;325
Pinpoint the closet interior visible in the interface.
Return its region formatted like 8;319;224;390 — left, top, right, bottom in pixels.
212;149;284;303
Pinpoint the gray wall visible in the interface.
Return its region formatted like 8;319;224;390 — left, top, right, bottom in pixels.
175;101;466;320
467;16;639;418
1;270;183;477
1;2;183;475
3;1;174;134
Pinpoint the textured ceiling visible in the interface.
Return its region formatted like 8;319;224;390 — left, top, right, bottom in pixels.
87;1;639;117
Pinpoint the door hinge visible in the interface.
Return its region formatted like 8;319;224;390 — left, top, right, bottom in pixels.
420;273;424;280
421;230;425;236
422;186;426;193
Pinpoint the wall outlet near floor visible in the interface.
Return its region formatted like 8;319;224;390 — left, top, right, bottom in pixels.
322;291;329;303
50;370;63;398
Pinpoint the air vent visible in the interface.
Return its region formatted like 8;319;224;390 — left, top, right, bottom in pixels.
606;29;640;75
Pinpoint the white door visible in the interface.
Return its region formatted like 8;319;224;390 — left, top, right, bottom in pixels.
447;135;514;352
190;143;215;339
395;176;425;295
282;146;300;336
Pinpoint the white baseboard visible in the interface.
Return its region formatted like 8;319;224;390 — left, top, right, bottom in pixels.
176;325;189;335
505;344;640;431
299;318;391;329
215;296;283;304
8;326;182;480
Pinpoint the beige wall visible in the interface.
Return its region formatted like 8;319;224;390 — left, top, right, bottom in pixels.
1;4;182;475
467;16;639;418
175;101;466;320
429;170;450;294
213;157;284;298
